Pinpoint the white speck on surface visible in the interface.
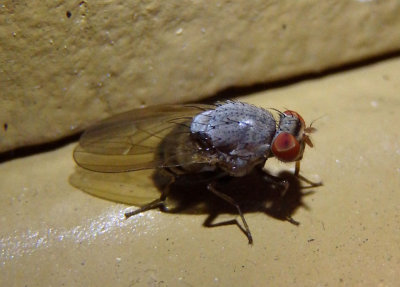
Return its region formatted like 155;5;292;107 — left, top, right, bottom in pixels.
310;173;322;182
370;101;378;108
175;28;183;35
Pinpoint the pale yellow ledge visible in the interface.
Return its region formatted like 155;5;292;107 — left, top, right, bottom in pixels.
1;56;399;286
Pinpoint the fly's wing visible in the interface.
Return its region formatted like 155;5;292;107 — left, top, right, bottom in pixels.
73;104;213;173
69;167;162;205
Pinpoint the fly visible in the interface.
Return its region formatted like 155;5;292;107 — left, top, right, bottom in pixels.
73;101;316;244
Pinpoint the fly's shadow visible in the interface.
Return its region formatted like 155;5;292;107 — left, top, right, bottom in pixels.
70;166;318;230
151;167;318;232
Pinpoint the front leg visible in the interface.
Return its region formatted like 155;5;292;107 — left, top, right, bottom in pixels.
295;161;323;188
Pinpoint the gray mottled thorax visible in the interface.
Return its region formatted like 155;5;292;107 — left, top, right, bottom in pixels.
190;101;277;176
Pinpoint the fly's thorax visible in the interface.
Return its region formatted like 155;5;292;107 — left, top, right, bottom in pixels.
190;101;277;176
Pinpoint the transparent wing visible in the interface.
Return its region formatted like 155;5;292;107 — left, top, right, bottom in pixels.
73;104;213;173
69;167;161;205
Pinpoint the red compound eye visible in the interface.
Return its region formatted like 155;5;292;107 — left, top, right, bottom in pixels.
271;132;301;162
283;110;305;127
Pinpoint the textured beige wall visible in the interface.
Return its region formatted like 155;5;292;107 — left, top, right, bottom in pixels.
2;0;400;152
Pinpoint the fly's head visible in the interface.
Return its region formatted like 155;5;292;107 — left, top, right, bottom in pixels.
271;110;315;162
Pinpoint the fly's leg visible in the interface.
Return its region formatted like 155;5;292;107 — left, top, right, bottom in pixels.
207;181;253;244
295;161;323;188
294;161;301;176
125;170;176;218
259;161;310;193
297;174;323;188
124;198;165;218
262;161;321;194
259;168;299;225
261;171;289;197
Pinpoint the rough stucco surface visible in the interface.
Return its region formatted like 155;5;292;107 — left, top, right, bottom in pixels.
1;0;400;152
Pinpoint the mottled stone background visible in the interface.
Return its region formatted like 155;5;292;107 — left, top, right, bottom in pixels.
2;0;400;152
